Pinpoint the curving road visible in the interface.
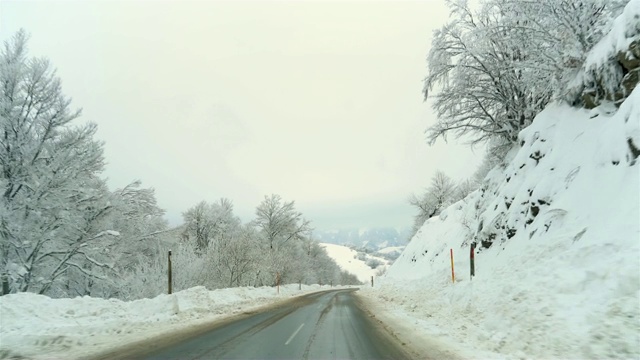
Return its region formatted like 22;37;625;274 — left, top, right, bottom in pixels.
133;289;409;360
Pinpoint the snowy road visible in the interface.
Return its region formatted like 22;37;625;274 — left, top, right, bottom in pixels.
101;289;411;359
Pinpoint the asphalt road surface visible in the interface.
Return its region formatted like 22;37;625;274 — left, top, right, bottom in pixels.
135;289;410;360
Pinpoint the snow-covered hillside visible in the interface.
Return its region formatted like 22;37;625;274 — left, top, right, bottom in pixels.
320;243;389;283
361;6;640;357
315;227;411;251
363;95;640;358
0;285;333;360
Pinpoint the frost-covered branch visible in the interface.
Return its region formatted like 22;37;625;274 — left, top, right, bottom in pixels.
423;0;624;147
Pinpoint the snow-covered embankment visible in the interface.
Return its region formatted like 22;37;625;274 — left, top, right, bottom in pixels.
359;6;640;357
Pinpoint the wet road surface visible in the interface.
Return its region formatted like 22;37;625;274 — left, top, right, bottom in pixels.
140;289;409;360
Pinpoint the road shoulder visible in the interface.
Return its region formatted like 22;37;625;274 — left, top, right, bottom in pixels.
354;290;467;360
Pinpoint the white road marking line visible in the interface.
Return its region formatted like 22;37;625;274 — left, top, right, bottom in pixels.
285;323;305;345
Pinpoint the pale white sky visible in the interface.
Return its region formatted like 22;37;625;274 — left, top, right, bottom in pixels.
0;0;483;231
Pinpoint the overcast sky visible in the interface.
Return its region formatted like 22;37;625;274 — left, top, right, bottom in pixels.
1;0;483;231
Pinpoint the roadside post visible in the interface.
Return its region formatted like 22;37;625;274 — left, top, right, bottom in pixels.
371;276;374;288
168;250;173;294
276;272;280;295
450;248;455;283
1;273;8;296
470;243;475;280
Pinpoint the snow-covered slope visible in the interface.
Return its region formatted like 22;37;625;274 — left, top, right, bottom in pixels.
363;86;640;358
361;17;640;355
320;243;389;283
0;284;333;359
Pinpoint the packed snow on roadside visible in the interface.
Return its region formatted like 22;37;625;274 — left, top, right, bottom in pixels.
320;243;389;283
360;82;640;359
0;284;332;359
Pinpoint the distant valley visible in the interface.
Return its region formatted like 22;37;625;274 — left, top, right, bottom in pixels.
314;227;411;263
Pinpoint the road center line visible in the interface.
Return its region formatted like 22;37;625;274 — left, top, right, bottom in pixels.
285;323;305;345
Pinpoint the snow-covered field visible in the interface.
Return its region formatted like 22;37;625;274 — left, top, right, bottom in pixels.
0;284;335;359
360;78;640;359
320;243;389;283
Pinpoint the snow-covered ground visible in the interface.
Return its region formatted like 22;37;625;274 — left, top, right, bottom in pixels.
0;284;336;359
360;75;640;360
320;242;389;283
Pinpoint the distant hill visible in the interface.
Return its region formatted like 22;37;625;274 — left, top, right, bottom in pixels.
314;227;411;251
319;243;390;283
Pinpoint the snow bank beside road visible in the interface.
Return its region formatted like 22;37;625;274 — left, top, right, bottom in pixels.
0;284;331;360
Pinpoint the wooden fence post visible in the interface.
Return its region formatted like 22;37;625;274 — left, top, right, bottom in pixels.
1;273;8;296
168;250;172;294
470;243;475;279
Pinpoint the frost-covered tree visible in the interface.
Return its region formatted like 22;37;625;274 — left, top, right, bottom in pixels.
252;194;314;285
409;171;457;236
0;30;117;295
425;0;551;146
108;181;167;241
253;194;311;251
424;0;625;146
0;31;170;298
496;0;626;103
182;198;239;252
453;178;477;203
75;181;169;298
340;270;361;285
213;224;259;287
